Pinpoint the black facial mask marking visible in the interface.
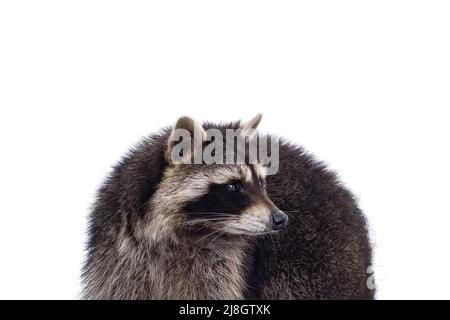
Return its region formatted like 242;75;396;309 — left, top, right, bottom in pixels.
182;183;252;220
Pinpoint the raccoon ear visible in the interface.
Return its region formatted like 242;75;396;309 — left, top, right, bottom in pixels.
166;116;206;164
240;113;262;140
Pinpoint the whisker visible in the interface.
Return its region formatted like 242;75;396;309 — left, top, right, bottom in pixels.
196;225;230;243
238;228;281;236
184;217;237;221
210;229;229;243
240;220;267;227
182;212;237;216
181;217;238;226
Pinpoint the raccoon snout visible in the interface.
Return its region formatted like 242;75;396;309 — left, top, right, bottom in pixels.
271;210;288;230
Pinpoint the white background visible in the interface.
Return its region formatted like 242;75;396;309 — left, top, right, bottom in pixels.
1;1;449;299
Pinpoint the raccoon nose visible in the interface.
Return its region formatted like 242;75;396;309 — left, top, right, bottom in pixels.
271;211;288;230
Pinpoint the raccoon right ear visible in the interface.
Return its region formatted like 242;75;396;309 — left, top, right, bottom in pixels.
239;113;262;141
166;116;206;165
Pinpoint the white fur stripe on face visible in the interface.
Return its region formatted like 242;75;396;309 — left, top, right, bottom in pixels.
228;203;272;233
188;165;259;186
255;164;267;178
163;164;265;192
240;165;253;184
243;203;272;222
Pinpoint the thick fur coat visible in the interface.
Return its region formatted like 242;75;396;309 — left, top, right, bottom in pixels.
82;116;374;299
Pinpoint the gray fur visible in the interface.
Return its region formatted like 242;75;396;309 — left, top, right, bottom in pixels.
82;116;374;299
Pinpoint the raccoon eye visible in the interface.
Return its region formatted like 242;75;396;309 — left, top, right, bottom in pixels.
227;181;243;193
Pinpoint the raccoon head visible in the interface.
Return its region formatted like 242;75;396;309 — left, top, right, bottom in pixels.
148;114;288;243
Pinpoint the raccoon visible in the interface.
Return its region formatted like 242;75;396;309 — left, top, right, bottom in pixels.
82;114;374;299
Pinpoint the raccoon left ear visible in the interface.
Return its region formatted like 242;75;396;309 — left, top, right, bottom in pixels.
240;113;262;140
166;116;206;165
